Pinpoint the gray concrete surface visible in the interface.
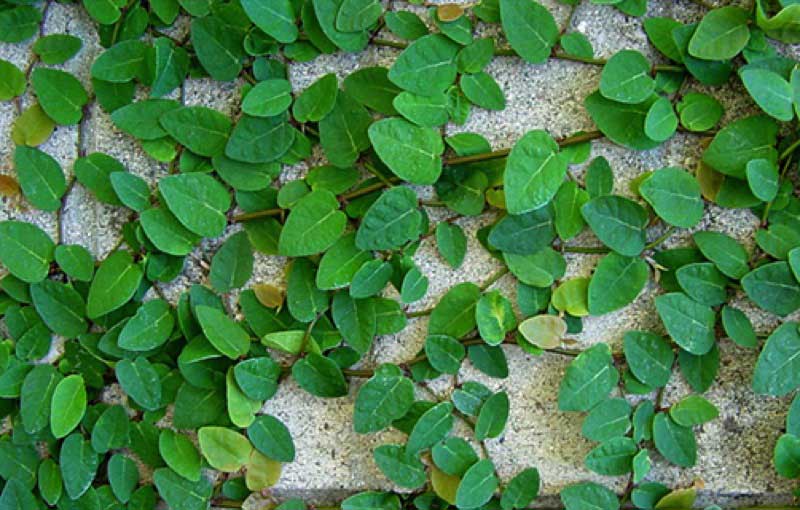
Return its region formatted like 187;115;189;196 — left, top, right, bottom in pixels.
1;0;796;507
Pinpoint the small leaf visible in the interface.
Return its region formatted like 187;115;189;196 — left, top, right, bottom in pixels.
198;427;253;472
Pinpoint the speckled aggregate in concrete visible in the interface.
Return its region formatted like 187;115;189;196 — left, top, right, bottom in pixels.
0;0;795;507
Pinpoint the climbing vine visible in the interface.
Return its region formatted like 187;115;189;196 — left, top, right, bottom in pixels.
1;0;800;509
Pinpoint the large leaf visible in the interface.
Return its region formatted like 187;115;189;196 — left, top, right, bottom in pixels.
588;253;648;315
558;344;618;412
599;50;654;104
585;92;660;150
196;305;250;359
388;34;459;95
190;15;244;81
581;195;648;256
368;118;444;185
753;322;800;396
241;0;297;43
0;221;54;283
639;167;704;228
14;146;66;211
31;68;88;125
278;189;346;257
504;130;568;215
499;0;558;64
655;292;716;355
688;6;750;60
354;365;414;433
159;106;232;158
158;173;230;237
742;261;800;316
702;115;778;179
455;459;498;509
319;90;372;168
86;251;143;319
356;187;423;250
50;375;86;439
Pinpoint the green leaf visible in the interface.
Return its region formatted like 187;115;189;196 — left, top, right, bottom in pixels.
560;482;619;510
91;405;129;454
388;34;459;95
235;357;280;401
159;173;230;237
159;106;232;158
0;221;54;283
720;305;757;348
741;68;794;121
518;314;567;349
675;262;727;306
552;277;589;317
504;247;566;287
350;260;392;298
111;99;180;141
73;152;126;206
475;391;509;440
32;34;81;65
560;32;594;58
429;282;481;339
111;172;150;212
151;37;189;97
456;459;498;509
248;415;295;462
746;158;779;202
344;66;401;115
242;79;293;117
336;0;382;31
702;115;778;179
198;427;252;472
436;223;467;269
210;232;253;293
356;187;423;250
500;0;558;64
584;92;660;150
14;146;66;211
488;207;554;255
425;334;465;374
91;40;148;83
20;364;62;434
153;467;212;510
60;434;99;500
86;251;143;319
553;181;589;240
0;6;41;43
140;207;200;256
279;189;346;257
558;343;619;411
293;73;338;123
354;365;414;433
319;90;372;167
241;0;297;43
581;195;648;256
385;10;429;40
118;299;174;351
585;437;636;475
688;6;750;60
374;444;426;489
0;480;37;510
753;321;800;396
368;118;444;185
652;412;696;467
226;114;295;164
108;454;139;503
774;434;800;478
292;353;348;397
159;429;201;482
31;68;88;125
401;268;429;304
312;0;370;52
742;261;800;316
692;231;749;279
500;467;540;510
677;92;724;132
0;59;26;100
504;130;567;215
582;397;632;442
475;291;516;345
342;492;401;510
82;0;121;24
623;330;674;388
655;292;716;355
0;442;38;490
190;15;244;81
645;96;678;142
460;72;505;110
669;395;719;426
116;357;162;411
287;258;329;322
406;402;454;454
196;305;250;359
30;280;87;338
678;344;719;394
37;458;62;506
640;166;703;228
600;50;654;104
588;253;649;315
316;233;372;290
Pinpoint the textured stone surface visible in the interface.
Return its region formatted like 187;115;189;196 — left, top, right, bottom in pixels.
0;0;794;507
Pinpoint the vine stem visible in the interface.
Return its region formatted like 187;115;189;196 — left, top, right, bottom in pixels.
231;131;604;223
371;38;684;73
406;266;510;319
